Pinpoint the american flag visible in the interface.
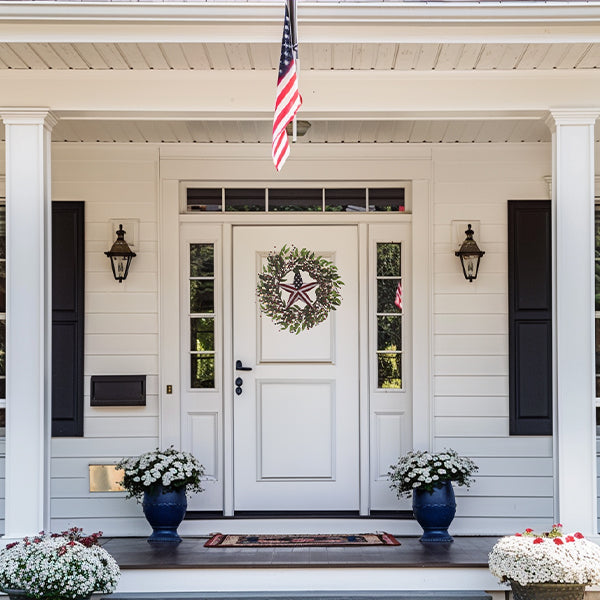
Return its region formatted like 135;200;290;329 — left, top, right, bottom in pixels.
395;281;402;311
272;0;302;172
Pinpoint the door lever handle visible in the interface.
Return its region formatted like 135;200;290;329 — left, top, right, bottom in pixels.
236;360;253;371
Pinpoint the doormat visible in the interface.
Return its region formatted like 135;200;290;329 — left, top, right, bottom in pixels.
204;532;400;548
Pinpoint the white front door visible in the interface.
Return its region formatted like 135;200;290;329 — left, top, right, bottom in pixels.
233;226;359;511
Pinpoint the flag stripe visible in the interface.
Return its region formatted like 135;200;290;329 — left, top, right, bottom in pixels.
274;86;300;136
273;92;300;138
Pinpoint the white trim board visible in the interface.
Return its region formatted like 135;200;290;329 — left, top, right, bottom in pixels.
116;567;503;594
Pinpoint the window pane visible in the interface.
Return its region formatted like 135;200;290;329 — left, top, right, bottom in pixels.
325;188;365;212
596;211;600;260
225;188;265;212
269;188;322;212
190;244;214;278
190;280;214;313
596;318;600;397
191;317;214;352
0;204;5;260
0;261;5;314
187;188;222;212
377;243;401;277
378;316;402;352
378;353;402;389
377;279;402;313
191;355;215;389
369;188;405;212
0;319;5;376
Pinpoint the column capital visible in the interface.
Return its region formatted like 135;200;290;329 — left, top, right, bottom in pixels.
546;108;600;131
0;109;57;130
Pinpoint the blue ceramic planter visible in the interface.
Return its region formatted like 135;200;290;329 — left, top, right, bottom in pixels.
142;485;187;543
412;480;456;543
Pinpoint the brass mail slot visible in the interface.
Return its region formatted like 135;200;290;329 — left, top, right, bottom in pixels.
89;464;125;493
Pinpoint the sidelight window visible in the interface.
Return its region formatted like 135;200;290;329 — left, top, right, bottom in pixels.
189;243;215;389
376;242;402;389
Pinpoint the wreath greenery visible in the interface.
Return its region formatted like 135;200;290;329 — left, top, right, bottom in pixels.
257;245;344;334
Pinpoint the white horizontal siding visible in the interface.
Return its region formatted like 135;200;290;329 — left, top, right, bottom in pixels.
432;144;553;534
50;145;159;535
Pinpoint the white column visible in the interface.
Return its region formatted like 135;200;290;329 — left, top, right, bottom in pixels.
1;109;56;538
547;109;599;536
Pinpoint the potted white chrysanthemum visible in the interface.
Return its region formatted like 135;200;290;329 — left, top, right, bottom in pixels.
116;446;205;543
0;528;120;600
489;524;600;600
388;448;478;543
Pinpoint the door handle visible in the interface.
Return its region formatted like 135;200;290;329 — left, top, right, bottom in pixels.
235;360;253;371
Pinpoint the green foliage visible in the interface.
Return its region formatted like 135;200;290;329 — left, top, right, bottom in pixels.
256;245;344;335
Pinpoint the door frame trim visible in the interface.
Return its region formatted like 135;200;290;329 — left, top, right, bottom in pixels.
160;182;432;520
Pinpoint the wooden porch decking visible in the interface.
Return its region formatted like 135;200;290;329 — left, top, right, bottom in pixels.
100;536;497;569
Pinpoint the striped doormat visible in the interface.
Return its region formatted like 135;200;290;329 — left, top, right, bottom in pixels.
204;532;400;548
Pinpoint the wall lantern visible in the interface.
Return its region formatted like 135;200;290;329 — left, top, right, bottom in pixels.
105;224;136;282
455;224;485;282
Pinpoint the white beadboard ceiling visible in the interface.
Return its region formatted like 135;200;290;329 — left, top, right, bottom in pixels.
0;118;567;144
0;42;599;70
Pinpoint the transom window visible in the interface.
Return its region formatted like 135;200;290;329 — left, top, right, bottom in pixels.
186;187;405;213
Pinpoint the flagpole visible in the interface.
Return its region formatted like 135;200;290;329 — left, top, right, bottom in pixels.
289;0;299;142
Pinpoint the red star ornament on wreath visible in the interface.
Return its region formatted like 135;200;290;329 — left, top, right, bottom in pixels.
279;279;319;308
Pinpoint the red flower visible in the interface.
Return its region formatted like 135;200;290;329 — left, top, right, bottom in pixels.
574;532;584;539
5;542;17;550
515;533;522;537
557;523;563;528
565;536;575;543
533;538;544;544
554;538;564;545
525;528;534;533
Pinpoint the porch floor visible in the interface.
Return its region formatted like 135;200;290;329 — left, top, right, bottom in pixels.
99;536;497;569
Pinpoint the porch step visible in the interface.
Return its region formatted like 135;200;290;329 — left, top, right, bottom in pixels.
104;592;492;600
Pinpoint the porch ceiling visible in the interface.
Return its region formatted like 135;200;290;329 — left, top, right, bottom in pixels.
0;116;581;143
1;42;600;71
47;118;561;144
0;117;562;144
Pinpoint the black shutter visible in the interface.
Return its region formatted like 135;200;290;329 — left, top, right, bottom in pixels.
508;200;552;436
52;202;84;437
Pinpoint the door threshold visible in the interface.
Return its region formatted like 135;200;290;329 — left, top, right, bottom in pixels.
185;510;413;520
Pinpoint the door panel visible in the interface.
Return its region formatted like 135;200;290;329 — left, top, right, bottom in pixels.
233;226;358;511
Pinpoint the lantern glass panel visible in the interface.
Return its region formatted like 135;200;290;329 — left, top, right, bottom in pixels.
461;255;480;280
111;255;131;281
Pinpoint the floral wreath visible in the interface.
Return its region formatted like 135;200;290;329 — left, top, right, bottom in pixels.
257;245;344;334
